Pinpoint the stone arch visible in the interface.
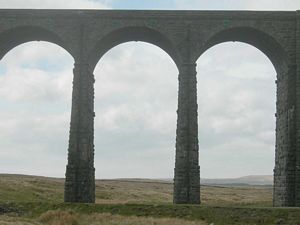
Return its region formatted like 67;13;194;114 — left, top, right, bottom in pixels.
0;25;74;60
88;26;180;72
198;26;288;74
71;26;181;203
196;26;293;206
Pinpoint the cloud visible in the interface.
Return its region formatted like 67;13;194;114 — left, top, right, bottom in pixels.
94;42;178;178
173;0;300;10
0;42;73;177
0;110;71;177
197;42;276;178
0;0;298;11
0;0;109;9
200;137;274;178
0;42;73;103
242;0;300;10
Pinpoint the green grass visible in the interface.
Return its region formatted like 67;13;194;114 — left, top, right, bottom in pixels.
2;202;300;225
0;174;299;225
0;174;273;206
0;174;64;203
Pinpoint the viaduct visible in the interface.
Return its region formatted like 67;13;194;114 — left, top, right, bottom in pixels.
0;9;299;207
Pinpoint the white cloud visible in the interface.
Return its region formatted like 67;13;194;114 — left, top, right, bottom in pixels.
197;42;276;178
243;0;300;10
0;0;109;9
94;42;178;178
174;0;300;10
0;42;73;103
0;42;73;177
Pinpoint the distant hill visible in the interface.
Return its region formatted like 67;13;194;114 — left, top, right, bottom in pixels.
0;173;273;207
200;175;273;186
0;174;282;225
136;175;273;186
0;173;273;186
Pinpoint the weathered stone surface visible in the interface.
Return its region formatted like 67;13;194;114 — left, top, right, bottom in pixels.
0;9;299;206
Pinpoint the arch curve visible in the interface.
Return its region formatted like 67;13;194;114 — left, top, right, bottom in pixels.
0;25;74;60
198;27;288;74
88;26;180;72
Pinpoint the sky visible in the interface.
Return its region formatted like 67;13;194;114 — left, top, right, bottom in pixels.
0;0;299;179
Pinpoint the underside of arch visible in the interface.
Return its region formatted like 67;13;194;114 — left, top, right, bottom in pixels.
201;27;288;74
88;26;180;72
0;26;73;60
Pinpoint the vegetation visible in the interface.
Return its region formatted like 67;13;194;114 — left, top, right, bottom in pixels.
0;174;299;225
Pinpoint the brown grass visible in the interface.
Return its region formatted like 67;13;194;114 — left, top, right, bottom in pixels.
0;174;297;225
37;211;206;225
201;185;272;206
39;210;78;225
95;179;272;206
81;213;206;225
0;174;273;206
95;180;172;204
0;215;37;225
0;211;206;225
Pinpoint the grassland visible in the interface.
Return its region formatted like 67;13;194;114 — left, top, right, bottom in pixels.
0;174;299;225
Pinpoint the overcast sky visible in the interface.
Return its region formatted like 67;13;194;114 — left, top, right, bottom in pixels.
0;0;299;179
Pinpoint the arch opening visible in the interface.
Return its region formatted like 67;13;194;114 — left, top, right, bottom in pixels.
93;41;178;202
197;41;276;205
89;26;180;72
0;41;74;179
199;27;288;75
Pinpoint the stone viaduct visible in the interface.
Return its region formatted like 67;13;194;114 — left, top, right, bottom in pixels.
0;9;299;207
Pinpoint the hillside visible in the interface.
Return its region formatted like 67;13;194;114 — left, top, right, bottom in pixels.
201;175;273;186
0;173;273;206
1;174;299;225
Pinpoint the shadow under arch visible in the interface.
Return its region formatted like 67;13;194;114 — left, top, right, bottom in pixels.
88;26;180;72
0;25;74;60
198;27;288;74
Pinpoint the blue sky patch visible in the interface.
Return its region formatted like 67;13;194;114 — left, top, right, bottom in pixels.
20;58;72;72
0;65;7;75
